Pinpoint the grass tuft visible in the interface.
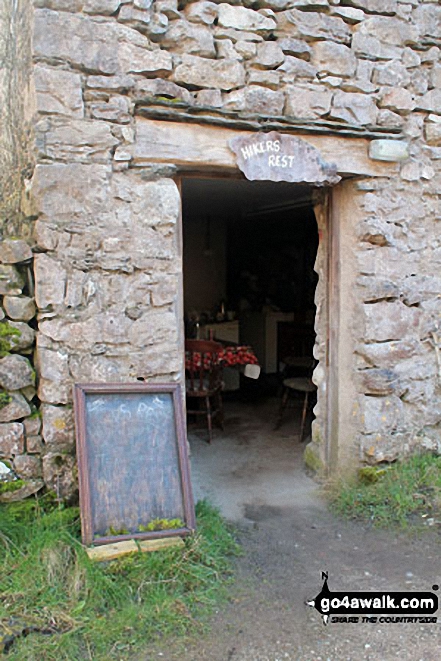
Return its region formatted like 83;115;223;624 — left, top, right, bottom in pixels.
329;452;441;529
0;497;240;659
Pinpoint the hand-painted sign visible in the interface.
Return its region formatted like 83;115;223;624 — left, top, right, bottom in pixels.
229;131;341;185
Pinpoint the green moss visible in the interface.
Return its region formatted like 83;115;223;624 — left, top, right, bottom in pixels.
358;466;389;485
0;390;12;409
138;518;185;533
0;480;25;495
304;443;324;473
0;321;21;356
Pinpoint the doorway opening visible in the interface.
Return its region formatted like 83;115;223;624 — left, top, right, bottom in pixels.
181;176;322;519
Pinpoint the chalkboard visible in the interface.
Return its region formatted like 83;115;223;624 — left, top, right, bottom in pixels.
73;383;195;546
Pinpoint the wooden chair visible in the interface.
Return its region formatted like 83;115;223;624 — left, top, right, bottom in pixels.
185;339;224;443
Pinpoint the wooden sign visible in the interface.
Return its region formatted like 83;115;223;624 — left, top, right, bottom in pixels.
73;383;195;546
229;131;341;185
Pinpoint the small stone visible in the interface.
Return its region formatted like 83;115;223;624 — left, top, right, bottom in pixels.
0;239;32;264
0;265;25;296
34;254;66;310
380;87;415;114
278;38;311;61
373;61;410;87
248;69;280;90
360;368;401;396
0;479;44;503
83;0;121;13
155;0;179;18
285;86;332;119
42;452;77;499
0;394;32;423
160;19;215;58
330;91;377;126
86;75;135;92
218;4;276;32
90;96;132;124
0;423;24;458
118;5;152;32
24;416;42;437
42;405;75;449
377;109;403;129
223;85;285;115
277;56;317;80
331;6;364;24
369;140;409;162
26;435;43;454
291;0;329;7
234;41;257;60
195;89;223;107
357;17;419;47
135;78;194;104
13;455;42;480
173;54;245;91
254;42;285;69
34;65;84;117
425;123;441;146
184;1;218;25
312;41;356;78
7;322;35;352
3;296;36;322
416;89;441;115
364;301;420;343
0;355;34;391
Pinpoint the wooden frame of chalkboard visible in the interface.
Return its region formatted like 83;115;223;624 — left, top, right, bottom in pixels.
73;383;195;546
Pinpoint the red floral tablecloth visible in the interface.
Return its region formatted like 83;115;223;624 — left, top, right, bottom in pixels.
185;345;259;371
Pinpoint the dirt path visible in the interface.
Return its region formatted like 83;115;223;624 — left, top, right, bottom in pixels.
143;502;441;661
141;399;441;660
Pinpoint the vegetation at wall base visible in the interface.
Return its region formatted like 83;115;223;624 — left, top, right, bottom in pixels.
0;497;240;659
330;452;441;529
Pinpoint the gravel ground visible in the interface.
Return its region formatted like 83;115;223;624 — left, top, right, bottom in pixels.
140;399;441;661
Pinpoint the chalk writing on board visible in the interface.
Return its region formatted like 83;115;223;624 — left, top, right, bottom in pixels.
74;383;195;546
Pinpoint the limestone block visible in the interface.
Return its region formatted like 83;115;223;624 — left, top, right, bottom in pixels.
24;416;42;437
361;395;405;434
430;65;441;90
360;368;401;396
218;4;276;32
26;436;43;454
7;323;35;353
38;379;72;405
134;0;153;8
364;301;420;342
369;140;409;162
195;89;223;106
117;5;153;32
84;0;121;14
330;91;377;126
311;41;356;77
90;96;132;124
34;65;84;117
402;275;441;307
36;347;70;384
284;86;332;119
235;41;257;60
128;310;177;348
34;0;83;9
414;4;441;41
337;0;398;11
278;38;311;60
357;340;420;368
223;85;285;115
416;90;441;115
0;240;32;264
36;118;119;162
34;254;66;310
33;222;59;252
184;1;218;25
360;434;403;465
254;42;285;69
173;54;245;90
277;10;351;44
402;48;420;69
357;17;419;47
248;70;281;90
214;26;264;43
131;345;182;378
2;296;36;322
0;423;25;458
0;394;31;423
0;265;25;296
373;61;410;87
42;451;77;499
42;405;75;448
217;39;242;61
351;33;402;61
29;163;111;220
146;12;169;40
0;355;34;391
155;0;179;18
34;9;120;74
151;276;178;307
13;455;42;480
291;0;328;7
86;75;135;92
357;277;400;302
39;311;133;350
377;109;404;129
277;56;317;80
379;88;415;115
160;19;216;58
135;78;194;104
425;122;441;147
118;44;172;75
331;6;364;24
68;354;128;382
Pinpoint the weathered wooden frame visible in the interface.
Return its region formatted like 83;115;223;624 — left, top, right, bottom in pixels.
73;382;195;546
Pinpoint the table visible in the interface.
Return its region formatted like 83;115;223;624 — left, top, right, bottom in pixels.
185;344;259;372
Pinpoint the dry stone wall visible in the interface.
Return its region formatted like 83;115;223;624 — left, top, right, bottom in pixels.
2;0;441;496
